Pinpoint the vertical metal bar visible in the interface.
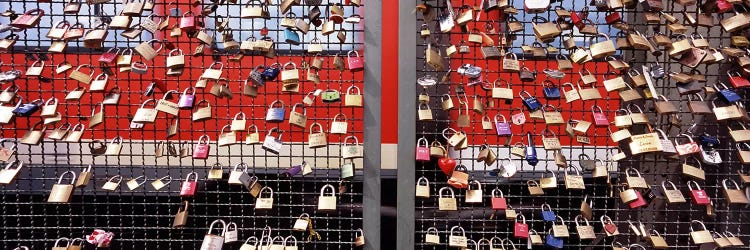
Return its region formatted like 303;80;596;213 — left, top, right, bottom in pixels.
363;0;382;249
397;0;417;249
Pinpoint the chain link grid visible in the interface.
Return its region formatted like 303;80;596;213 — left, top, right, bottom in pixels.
0;0;365;249
413;0;750;249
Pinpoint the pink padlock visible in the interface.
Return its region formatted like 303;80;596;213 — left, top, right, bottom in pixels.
98;47;120;64
347;50;364;72
178;87;195;109
192;134;210;159
179;11;195;30
688;181;711;205
591;105;609;127
628;190;647;209
416;137;430;162
180;172;198;197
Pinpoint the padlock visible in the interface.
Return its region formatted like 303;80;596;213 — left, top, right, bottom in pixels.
20;121;46;145
543;81;561;100
347;50;364;72
519;91;541;111
280;61;300;84
576;215;595;241
674;134;701;156
192;135;210;159
345;85;363;107
438;186;458;211
200;219;227;250
712;99;742;121
424;227;440;245
262;128;284;154
318;184;337;211
524;132;539;166
125;175;146;191
171;201;189;228
513;214;529;239
133;99;158;123
47;171;76;203
330;113;349;134
191;100;212;121
265;100;285;122
661;180;686;204
177;172;199;197
723;179;749;204
564;167;585;190
489;188;508;210
545;229;564;248
51;237;70;250
101;175;123;191
180;11;196;30
341;135;363;159
465;180;483;203
68;64;94;85
620;184;639;204
74;164;93;188
0;160;23;184
690;220;714;245
714;82;741;103
150;175;171;191
134;39;163;61
104;136;123;156
255;187;274;210
13;99;43;117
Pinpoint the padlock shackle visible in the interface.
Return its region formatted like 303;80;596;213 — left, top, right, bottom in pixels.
320;184;336;196
208;219;227;236
687;180;701;191
574;215;590;226
660;180;678;190
185;171;198;182
722;178;741;190
450;225;466;236
198;134;210;144
492;188;503;198
107;175;123;183
690;220;708;232
439;186;454;198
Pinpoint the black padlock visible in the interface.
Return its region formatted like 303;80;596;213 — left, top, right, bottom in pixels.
12;99;42;116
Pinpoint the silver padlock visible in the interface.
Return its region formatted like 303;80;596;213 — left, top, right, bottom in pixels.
224;222;239;243
262;128;284;154
200;219;226;250
228;163;252;186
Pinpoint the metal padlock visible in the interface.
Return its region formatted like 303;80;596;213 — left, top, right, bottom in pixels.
100;175;122;191
192;134;211;159
47;171;76;203
262;128;284;154
317;184;337;211
180;172;199;197
228;163;251;186
200;219;227;250
265;100;285;122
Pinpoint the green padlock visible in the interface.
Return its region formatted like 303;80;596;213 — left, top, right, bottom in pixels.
321;89;341;103
341;160;354;180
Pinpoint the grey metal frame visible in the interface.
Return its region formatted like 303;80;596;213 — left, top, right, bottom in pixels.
397;0;418;249
364;0;383;249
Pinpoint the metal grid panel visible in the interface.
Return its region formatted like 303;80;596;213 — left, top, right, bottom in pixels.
0;0;365;249
413;0;750;249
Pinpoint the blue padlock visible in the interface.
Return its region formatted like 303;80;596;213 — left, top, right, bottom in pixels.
265;100;285;122
543;80;561;100
13;99;43;117
714;82;741;103
699;133;720;149
525;132;538;166
541;203;556;221
519;91;541;111
284;28;301;46
262;62;281;81
545;231;564;249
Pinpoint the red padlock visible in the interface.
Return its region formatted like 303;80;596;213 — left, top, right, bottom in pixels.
179;172;198;197
688;180;711;205
415;137;430;162
715;0;734;13
628;190;647;209
179;11;196;30
10;9;45;29
98;47;120;64
514;214;529;238
728;71;750;89
491;188;508;210
347;50;364;72
605;12;621;24
570;9;586;29
675;134;701;156
592;105;609;126
192;134;210;159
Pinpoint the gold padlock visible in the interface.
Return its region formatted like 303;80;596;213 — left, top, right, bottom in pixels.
101;175;123;191
690;220;714;244
47;171;77;203
723;179;749;204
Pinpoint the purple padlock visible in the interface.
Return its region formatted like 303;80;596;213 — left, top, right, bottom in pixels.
285;164;302;177
495;114;512;136
178;87;195;109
